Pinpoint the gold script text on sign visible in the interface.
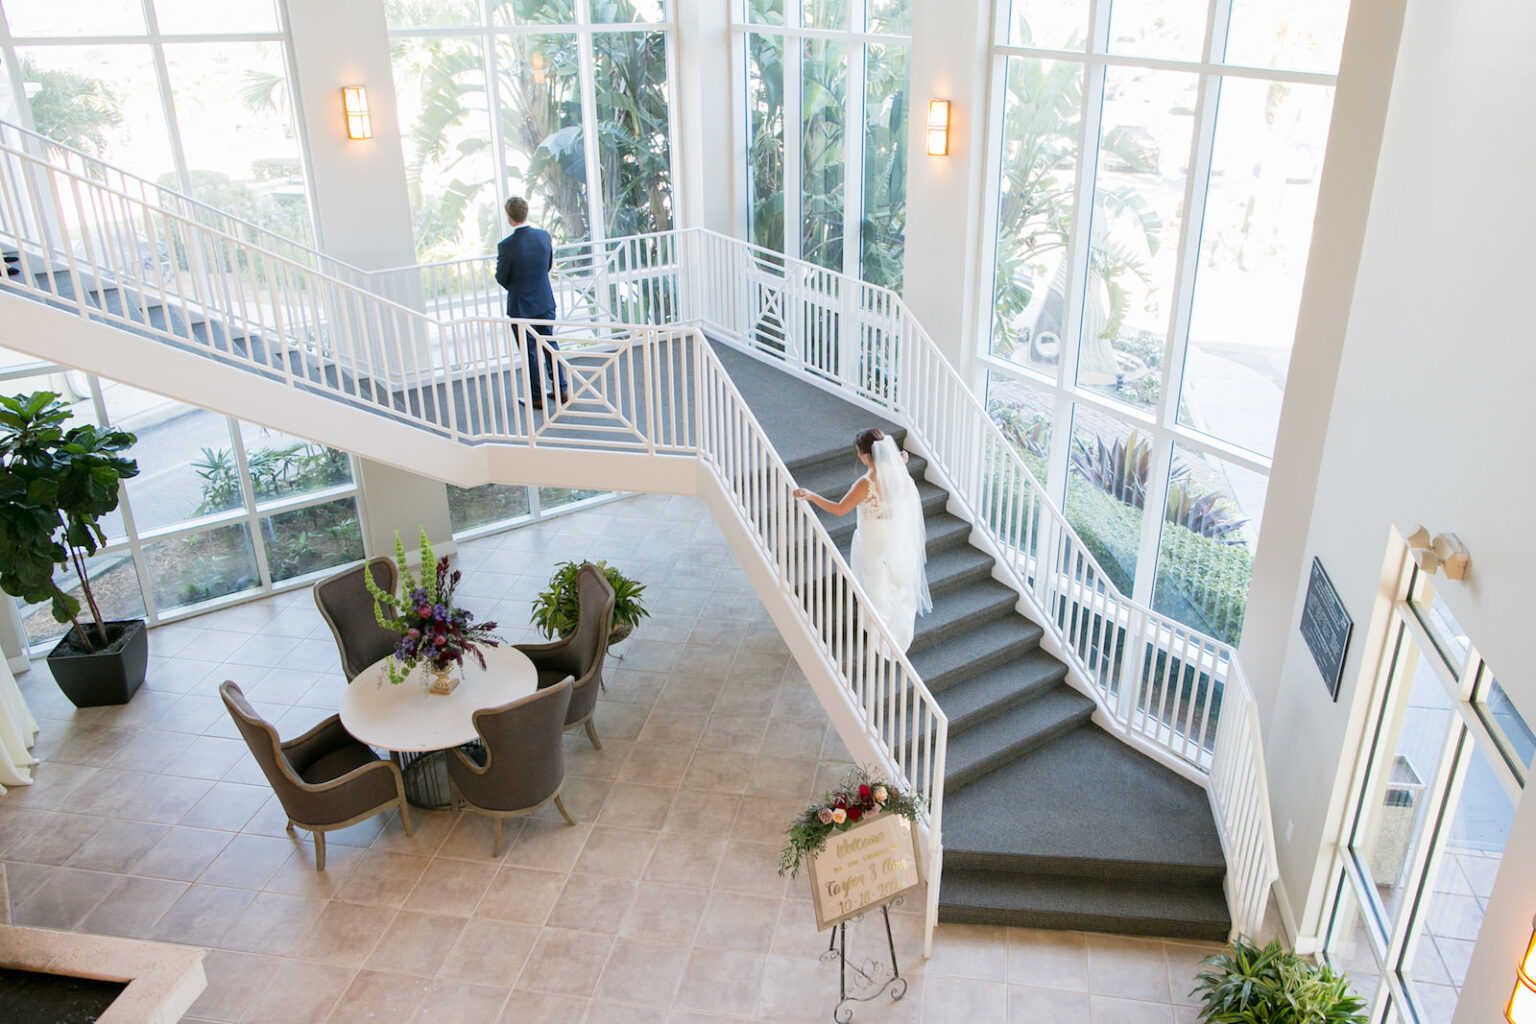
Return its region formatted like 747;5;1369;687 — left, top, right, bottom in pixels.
806;813;923;931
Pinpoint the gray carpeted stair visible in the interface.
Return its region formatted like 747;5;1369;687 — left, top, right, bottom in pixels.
712;341;1231;941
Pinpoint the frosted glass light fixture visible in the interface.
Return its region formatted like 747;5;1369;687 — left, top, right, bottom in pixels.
342;86;371;140
926;99;950;156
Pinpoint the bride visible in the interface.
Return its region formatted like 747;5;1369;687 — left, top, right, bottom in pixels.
793;428;932;651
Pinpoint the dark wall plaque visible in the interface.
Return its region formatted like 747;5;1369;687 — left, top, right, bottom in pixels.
1300;557;1352;700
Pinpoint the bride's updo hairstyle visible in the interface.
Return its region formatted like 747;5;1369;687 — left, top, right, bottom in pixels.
854;427;885;455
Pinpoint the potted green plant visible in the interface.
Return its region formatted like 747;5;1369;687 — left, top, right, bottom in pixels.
531;560;649;644
1191;936;1367;1023
0;392;145;707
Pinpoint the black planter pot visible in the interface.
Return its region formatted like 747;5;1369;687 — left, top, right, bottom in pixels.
45;619;149;708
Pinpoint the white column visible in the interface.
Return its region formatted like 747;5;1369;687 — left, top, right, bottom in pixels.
284;0;417;271
356;459;457;558
898;0;991;369
674;0;736;235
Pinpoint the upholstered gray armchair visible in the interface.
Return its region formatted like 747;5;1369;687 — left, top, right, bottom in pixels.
447;677;575;856
220;681;411;869
515;563;615;749
314;556;400;681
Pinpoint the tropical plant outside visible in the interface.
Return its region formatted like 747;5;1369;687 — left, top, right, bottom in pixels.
387;0;675;261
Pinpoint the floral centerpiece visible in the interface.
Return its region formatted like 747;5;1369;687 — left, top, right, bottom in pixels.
364;528;500;694
778;767;923;877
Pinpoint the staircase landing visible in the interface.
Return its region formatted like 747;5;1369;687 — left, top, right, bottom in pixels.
714;342;1231;941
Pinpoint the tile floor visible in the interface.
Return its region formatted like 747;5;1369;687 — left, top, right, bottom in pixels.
2;493;1222;1023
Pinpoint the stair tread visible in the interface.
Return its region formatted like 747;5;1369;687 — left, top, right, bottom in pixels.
909;580;1020;650
906;617;1044;684
944;727;1226;872
939;868;1230;933
944;687;1095;780
934;654;1070;725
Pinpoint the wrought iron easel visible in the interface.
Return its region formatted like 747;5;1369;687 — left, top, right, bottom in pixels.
820;899;906;1022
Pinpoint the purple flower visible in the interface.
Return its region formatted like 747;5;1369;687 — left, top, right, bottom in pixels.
432;603;448;619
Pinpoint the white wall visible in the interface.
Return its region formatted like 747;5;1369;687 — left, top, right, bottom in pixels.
285;0;418;271
1246;0;1536;1013
899;0;992;370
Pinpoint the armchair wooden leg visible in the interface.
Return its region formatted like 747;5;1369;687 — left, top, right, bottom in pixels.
398;798;415;837
583;719;602;750
492;817;504;858
554;793;576;826
313;830;327;872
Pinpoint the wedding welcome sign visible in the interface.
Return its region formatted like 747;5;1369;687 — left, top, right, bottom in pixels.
805;812;922;930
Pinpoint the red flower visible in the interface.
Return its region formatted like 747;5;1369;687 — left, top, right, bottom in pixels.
832;795;847;810
847;805;863;822
858;784;871;800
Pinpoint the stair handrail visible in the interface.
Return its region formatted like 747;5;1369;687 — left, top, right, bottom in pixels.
0;140;950;946
0;120;372;288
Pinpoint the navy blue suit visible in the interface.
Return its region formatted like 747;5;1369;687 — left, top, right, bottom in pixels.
495;225;565;398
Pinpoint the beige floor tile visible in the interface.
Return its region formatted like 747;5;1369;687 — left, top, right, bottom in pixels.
131;826;234;881
744;755;819;800
617;741;695;786
597;782;676;831
595;936;691;1006
12;866;119;928
1007;927;1089;992
296;900;397;966
674;947;766;1017
410;979;510;1023
476;864;568;925
439;917;539;986
695;891;780;953
547;872;637;934
263;844;367;899
327;969;431;1023
1006;983;1092;1022
645;833;726;886
335;849;432;907
680;748;753;794
1163;940;1222;1006
754;954;841;1021
518;927;615;997
770;897;827;960
372;806;457;856
534;775;612;823
564;736;634;780
242;959;355;1024
199;833;296;889
149;884;255;947
403;856;498;916
922;972;1008;1023
219;891;328;955
506;818;592;873
499;988;588;1024
713;840;790;899
3;810;105;866
573;825;660;880
78;875;187;938
1087;934;1172;1003
730;796;806;846
186;949;281;1023
64;819;169;873
364;909;468;976
696;714;767;755
1089;994;1177;1023
176;781;270;831
618;882;710;945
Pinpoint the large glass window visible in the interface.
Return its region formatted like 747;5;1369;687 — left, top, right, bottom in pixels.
5;7;316;247
387;0;679;261
982;0;1344;643
1325;564;1528;1024
4;354;363;650
738;0;911;291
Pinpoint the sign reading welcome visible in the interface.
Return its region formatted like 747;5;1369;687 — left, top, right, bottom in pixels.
806;813;923;930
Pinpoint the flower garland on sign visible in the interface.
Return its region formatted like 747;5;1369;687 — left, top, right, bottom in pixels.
363;528;501;683
778;767;923;878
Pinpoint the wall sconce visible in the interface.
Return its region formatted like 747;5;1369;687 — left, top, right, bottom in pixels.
1508;915;1536;1023
1407;525;1470;580
926;99;950;156
342;86;371;140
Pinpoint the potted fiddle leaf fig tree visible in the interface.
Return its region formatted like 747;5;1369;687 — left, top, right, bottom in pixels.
0;391;146;706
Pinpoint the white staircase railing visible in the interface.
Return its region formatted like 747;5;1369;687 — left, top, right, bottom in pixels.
0;129;949;949
385;229;1280;938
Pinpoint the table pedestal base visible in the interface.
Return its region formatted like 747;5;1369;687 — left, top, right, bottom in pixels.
393;750;452;809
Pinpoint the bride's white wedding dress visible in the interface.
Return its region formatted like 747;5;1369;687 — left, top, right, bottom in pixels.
849;436;932;652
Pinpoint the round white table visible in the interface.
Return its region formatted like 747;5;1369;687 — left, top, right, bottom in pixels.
340;645;538;807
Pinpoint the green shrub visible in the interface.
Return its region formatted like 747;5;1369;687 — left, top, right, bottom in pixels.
1192;936;1366;1024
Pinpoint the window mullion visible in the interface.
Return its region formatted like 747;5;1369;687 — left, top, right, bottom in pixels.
576;10;605;243
228;417;275;592
843;34;866;281
784;29;803;260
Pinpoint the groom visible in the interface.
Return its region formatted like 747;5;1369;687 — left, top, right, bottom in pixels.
495;196;567;409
